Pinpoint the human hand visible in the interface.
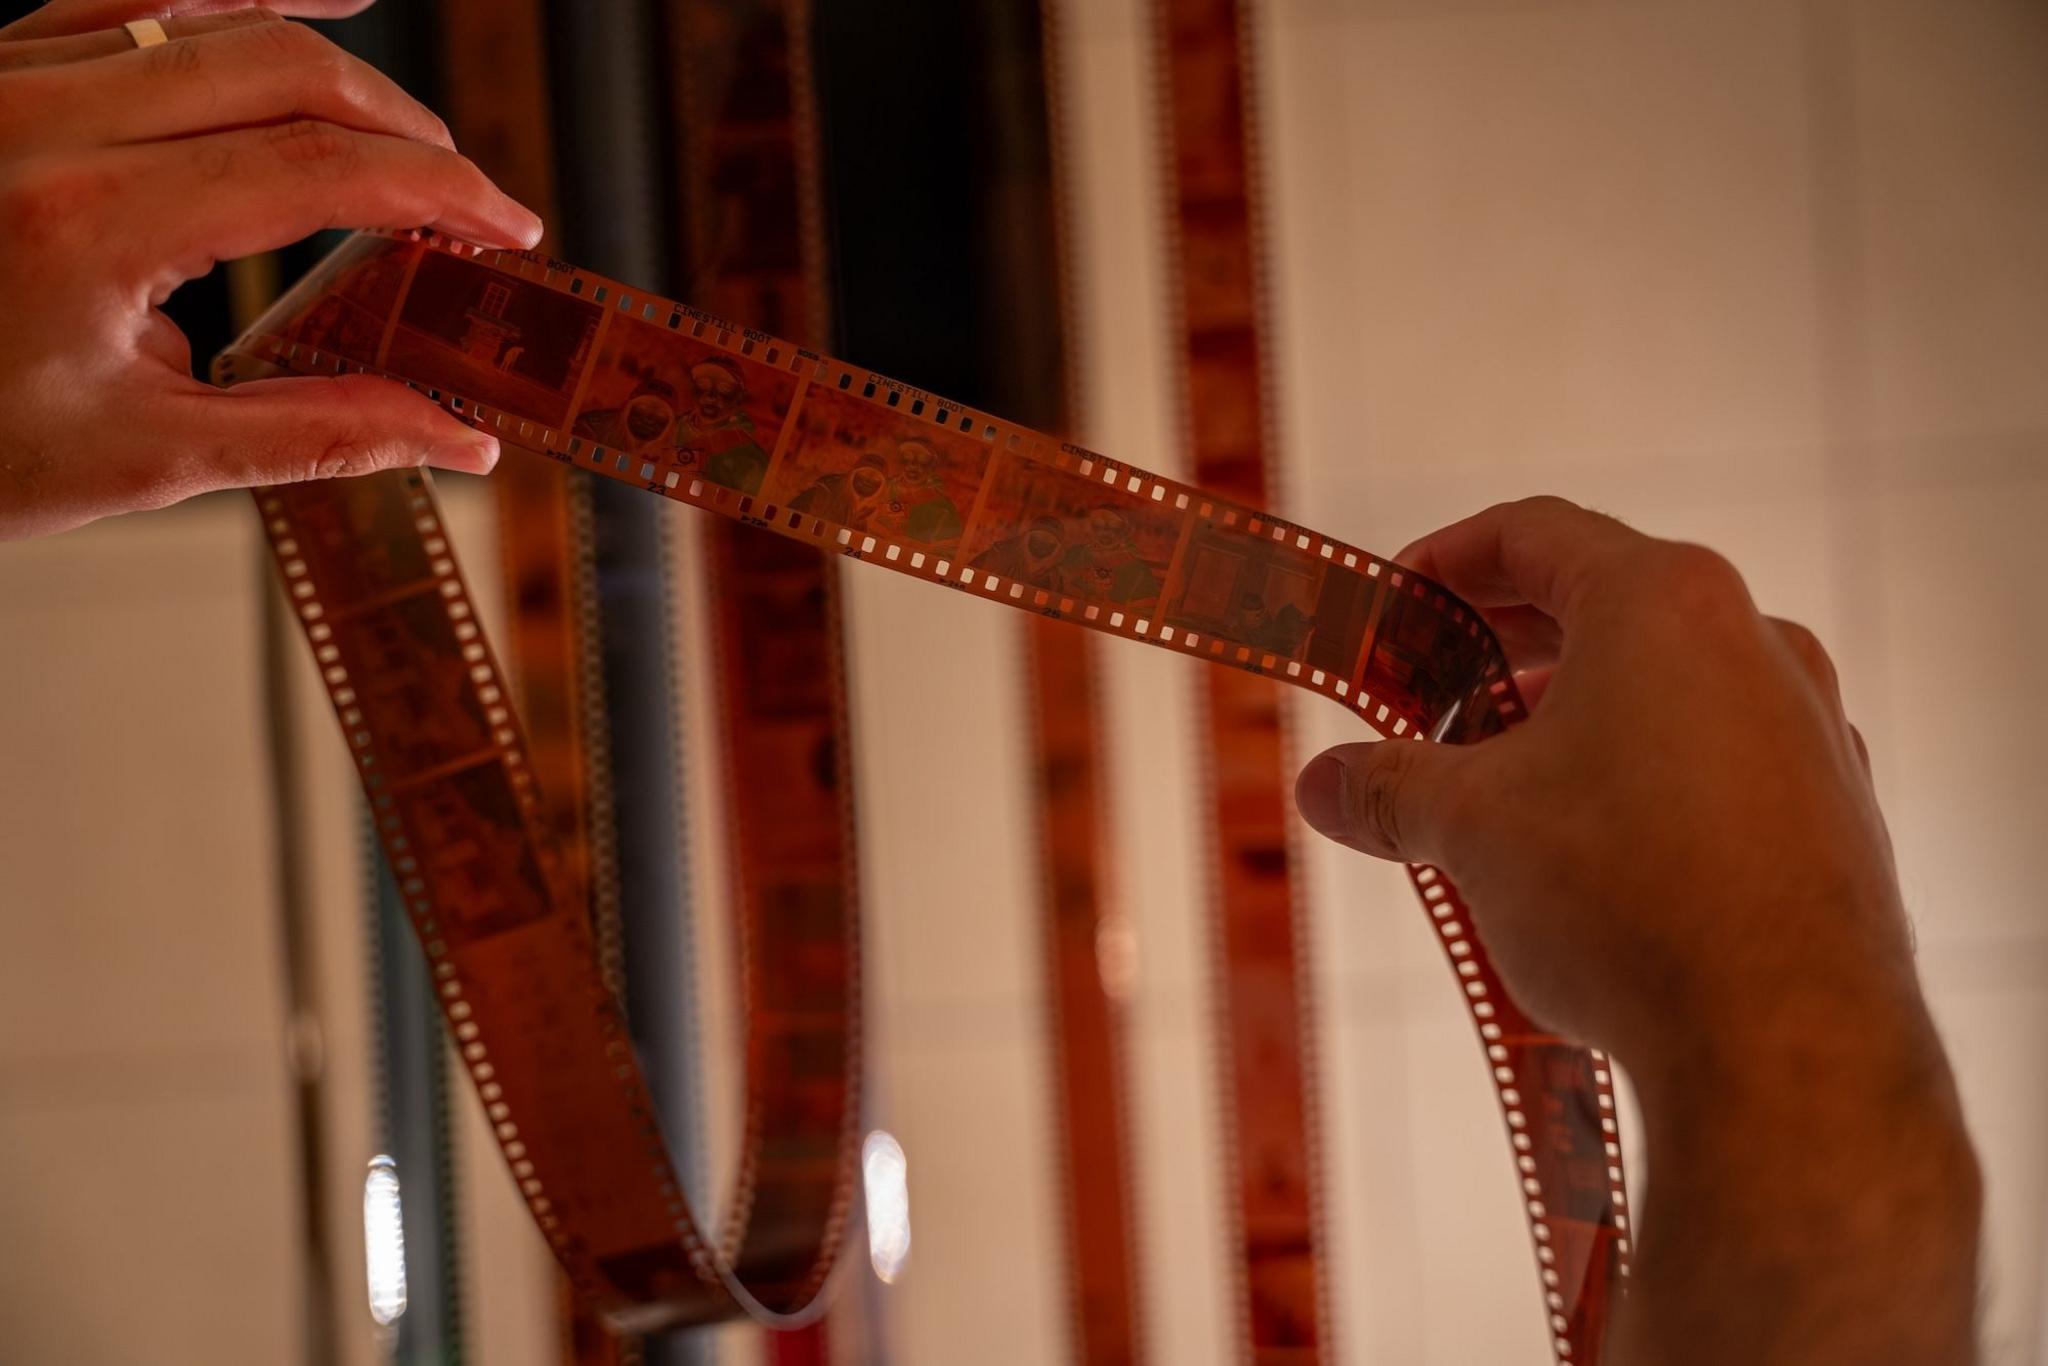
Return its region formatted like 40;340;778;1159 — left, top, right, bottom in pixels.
1296;495;1916;1077
0;1;543;540
1295;496;1979;1364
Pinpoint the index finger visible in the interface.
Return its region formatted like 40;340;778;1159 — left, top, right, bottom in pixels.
100;122;541;295
1;1;369;43
47;19;455;153
1392;495;1646;627
0;8;271;67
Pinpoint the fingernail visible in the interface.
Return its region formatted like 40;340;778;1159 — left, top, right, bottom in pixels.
1294;753;1348;839
429;436;499;474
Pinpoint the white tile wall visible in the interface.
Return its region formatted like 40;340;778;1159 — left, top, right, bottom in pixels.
1263;0;1830;484
1;2;2040;1363
843;566;1064;1365
1850;0;2048;449
0;1089;298;1359
1254;0;2041;1360
0;499;301;1363
1059;0;1239;1362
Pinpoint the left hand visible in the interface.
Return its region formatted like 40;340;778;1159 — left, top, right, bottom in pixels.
0;0;543;540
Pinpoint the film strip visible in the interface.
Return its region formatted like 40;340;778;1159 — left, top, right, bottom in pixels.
1152;2;1333;1359
432;2;640;1357
663;1;856;1363
1033;3;1149;1364
216;225;1630;1359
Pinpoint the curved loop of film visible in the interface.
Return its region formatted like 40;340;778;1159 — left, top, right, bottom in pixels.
221;226;1630;1354
254;469;859;1333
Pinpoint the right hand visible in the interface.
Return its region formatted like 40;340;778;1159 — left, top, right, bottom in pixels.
1294;496;1928;1092
0;1;544;540
1296;497;1982;1365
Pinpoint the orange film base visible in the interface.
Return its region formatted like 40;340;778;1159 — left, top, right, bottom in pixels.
218;226;1629;1360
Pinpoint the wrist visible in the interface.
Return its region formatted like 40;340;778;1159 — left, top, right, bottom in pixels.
1629;964;1980;1250
1616;871;1941;1128
1613;992;1982;1366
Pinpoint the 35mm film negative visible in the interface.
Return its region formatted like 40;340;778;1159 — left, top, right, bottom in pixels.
217;226;1631;1360
672;0;857;1360
1034;4;1148;1363
1153;1;1334;1357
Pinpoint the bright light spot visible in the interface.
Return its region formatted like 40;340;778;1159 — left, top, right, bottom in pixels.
1095;913;1137;1001
862;1130;910;1284
362;1154;409;1327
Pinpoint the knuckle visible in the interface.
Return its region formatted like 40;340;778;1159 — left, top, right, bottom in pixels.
1777;620;1837;682
298;27;355;82
1511;493;1580;519
257;14;317;61
206;6;280;33
1776;619;1819;649
1351;746;1414;853
313;49;446;148
302;432;382;483
1778;618;1823;660
1650;541;1747;611
265;119;363;176
141;34;205;78
318;51;370;109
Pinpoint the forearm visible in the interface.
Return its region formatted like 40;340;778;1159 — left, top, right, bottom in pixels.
1610;976;1982;1366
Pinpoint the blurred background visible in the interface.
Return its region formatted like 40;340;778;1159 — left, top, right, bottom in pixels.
1;0;2043;1363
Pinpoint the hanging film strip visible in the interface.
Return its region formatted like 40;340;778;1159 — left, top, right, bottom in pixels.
663;2;856;1363
1032;3;1148;1364
216;224;1630;1360
1152;2;1332;1359
432;1;642;1358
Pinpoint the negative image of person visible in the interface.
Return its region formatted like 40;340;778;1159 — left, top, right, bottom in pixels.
673;355;769;494
1058;505;1162;609
971;515;1068;591
791;451;892;531
573;373;679;455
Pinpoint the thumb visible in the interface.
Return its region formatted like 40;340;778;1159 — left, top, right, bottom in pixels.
1294;739;1466;866
166;373;499;496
